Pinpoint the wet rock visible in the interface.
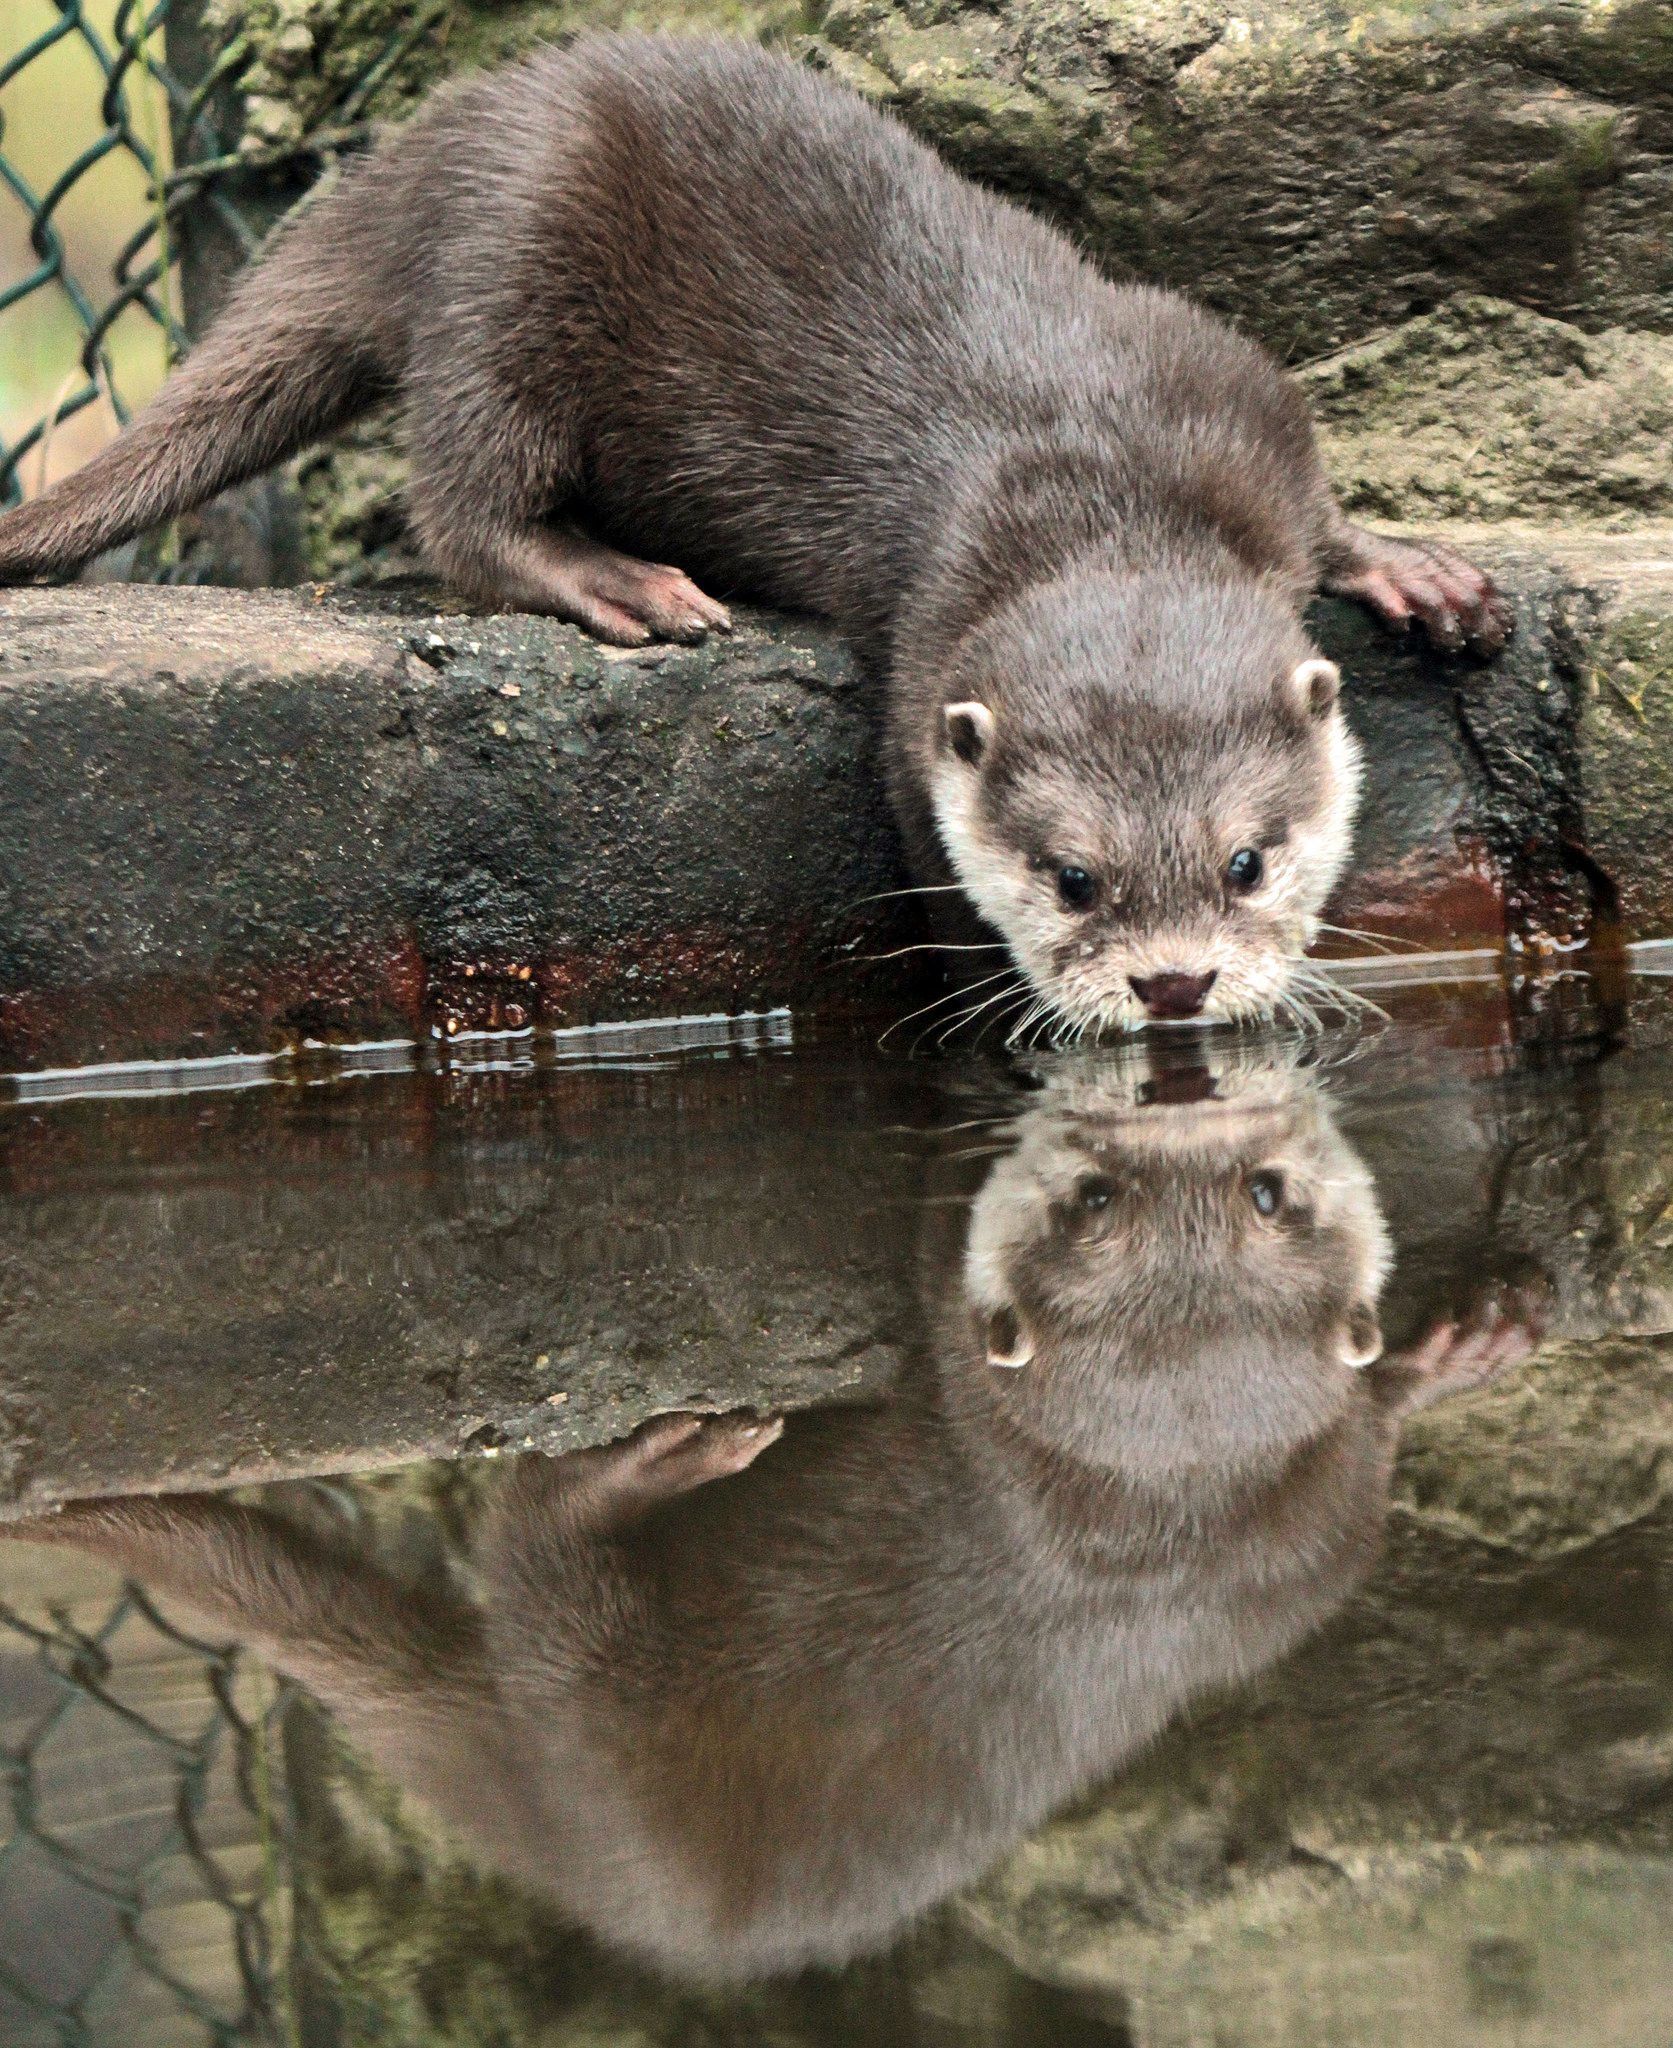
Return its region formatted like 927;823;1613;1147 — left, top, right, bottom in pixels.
1358;523;1673;949
0;583;904;1065
1567;539;1673;936
0;1051;932;1512
950;1490;1673;2046
4;531;1673;1069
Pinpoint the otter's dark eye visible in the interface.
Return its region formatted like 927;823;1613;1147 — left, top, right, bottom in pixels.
1227;847;1264;894
1057;865;1098;911
1076;1172;1116;1211
1249;1170;1284;1217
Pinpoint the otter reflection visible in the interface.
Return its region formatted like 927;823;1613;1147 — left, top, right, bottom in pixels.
12;1053;1532;1982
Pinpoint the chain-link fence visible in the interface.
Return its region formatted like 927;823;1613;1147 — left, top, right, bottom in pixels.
0;1556;291;2047
0;0;445;536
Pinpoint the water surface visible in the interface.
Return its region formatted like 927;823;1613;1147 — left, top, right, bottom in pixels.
2;981;1670;2046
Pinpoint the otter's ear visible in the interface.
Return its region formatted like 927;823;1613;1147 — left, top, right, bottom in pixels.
1286;658;1341;720
944;700;995;766
985;1304;1035;1370
1336;1301;1384;1369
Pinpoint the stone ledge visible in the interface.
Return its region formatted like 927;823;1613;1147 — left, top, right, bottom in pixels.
1;534;1670;1068
0;585;904;1068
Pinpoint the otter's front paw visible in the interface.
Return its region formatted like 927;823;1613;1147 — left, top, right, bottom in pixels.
612;1410;785;1499
1383;1285;1547;1415
1327;529;1512;656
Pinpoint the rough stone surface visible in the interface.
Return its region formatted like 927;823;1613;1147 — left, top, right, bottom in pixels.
1301;296;1673;527
206;0;811;161
5;533;1673;1068
1566;537;1673;936
0;1048;930;1513
0;584;905;1066
810;0;1673;352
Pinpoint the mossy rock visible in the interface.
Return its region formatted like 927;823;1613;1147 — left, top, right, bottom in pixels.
1300;297;1673;526
213;0;815;154
811;0;1673;358
293;407;418;583
1394;1333;1673;1556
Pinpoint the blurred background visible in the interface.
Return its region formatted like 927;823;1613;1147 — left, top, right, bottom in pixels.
0;1;176;501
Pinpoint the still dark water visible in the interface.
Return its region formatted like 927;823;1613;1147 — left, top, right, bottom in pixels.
1;977;1671;2047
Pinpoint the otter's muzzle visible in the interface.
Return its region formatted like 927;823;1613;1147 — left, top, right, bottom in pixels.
1129;971;1217;1021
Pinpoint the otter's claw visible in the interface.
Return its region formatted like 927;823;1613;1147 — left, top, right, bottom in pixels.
1384;1283;1548;1415
1326;527;1513;657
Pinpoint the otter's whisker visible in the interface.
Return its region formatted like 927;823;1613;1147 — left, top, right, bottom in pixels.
1002;999;1045;1051
1291;965;1390;1027
854;941;1010;964
926;977;1028;1051
1312;923;1424;955
878;968;1020;1047
912;972;1027;1053
971;986;1034;1052
847;883;970;910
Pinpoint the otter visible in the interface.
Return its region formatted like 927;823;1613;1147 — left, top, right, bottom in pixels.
3;1050;1537;1980
0;36;1508;1030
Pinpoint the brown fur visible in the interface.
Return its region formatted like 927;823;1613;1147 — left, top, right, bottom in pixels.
0;37;1509;1028
3;1055;1534;1980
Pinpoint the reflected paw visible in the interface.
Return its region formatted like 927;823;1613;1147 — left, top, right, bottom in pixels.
1393;1284;1548;1409
619;1409;784;1494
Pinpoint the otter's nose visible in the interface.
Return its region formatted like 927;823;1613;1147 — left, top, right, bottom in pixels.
1129;970;1217;1021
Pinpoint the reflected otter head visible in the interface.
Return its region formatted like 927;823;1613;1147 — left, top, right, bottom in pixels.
956;1044;1391;1476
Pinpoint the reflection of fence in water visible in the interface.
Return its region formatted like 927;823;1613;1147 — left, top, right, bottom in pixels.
0;1539;289;2047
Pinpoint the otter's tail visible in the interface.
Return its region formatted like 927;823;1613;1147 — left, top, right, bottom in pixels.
8;1492;483;1715
0;157;400;583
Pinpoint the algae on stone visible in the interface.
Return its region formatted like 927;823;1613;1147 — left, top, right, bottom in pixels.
217;0;818;161
1394;1333;1673;1555
811;0;1672;353
1300;297;1673;526
205;0;447;156
294;407;419;583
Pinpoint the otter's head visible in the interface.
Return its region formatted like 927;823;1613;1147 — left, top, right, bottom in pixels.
958;1050;1392;1476
928;568;1360;1033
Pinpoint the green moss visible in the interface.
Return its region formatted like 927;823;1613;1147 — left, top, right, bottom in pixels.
220;0;819;157
451;0;817;73
1395;1333;1673;1555
1578;591;1673;933
294;410;417;583
207;0;448;152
